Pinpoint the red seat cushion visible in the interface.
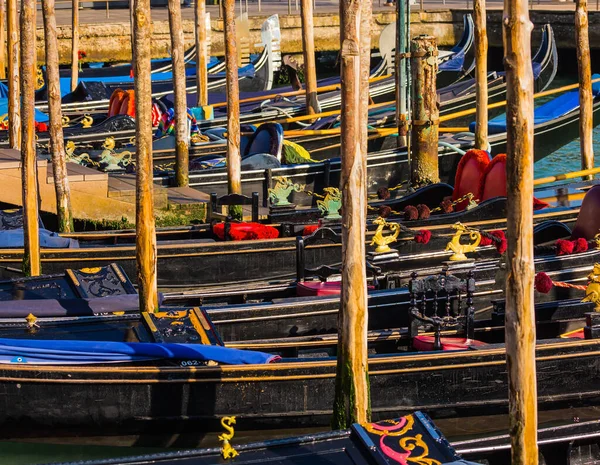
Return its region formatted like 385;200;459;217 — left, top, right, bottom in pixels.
212;222;280;241
452;149;490;211
296;281;342;297
296;281;375;297
413;336;489;351
572;185;600;240
478;153;507;202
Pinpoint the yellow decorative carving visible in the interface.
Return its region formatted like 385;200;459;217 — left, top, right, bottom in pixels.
36;68;45;91
445;222;481;261
594;233;600;250
219;416;239;459
80;267;102;274
81;115;93;129
399;434;441;465
583;263;600;311
25;313;39;331
61;116;70;127
363;415;414;437
370;217;401;253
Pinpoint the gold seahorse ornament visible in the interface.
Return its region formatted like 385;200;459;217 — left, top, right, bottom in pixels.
445;222;481;261
218;416;239;459
99;137;133;171
370;216;401;253
583;263;600;311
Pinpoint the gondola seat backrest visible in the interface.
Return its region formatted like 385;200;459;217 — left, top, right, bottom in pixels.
452;149;490;211
477;153;507;203
295;228;380;296
118;90;136;118
243;123;284;161
108;88;126;118
408;270;481;351
571;185;600;240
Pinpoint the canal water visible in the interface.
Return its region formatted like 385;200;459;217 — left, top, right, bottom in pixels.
1;75;599;462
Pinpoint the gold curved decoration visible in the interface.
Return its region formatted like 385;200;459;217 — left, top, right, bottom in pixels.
35;68;45;91
445;222;481;261
81;115;93;129
370;216;401;253
218;416;239;459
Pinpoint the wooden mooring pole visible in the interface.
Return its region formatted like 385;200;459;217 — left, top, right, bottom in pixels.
7;0;19;149
133;0;159;313
20;0;40;276
168;0;189;187
332;0;372;430
410;35;439;186
576;0;594;177
42;0;74;233
300;0;318;115
223;0;242;216
503;0;539;459
0;0;6;80
473;0;488;150
195;0;209;107
70;0;79;92
395;0;409;147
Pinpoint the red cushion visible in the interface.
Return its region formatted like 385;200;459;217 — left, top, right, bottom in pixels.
413;336;488;351
296;281;375;297
212;222;280;241
478;154;507;202
296;281;342;297
452;149;490;211
572;185;600;240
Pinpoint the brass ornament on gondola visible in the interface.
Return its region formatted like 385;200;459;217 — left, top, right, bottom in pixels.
445;222;481;261
370;217;401;253
317;187;342;220
268;176;305;206
218;416;239;459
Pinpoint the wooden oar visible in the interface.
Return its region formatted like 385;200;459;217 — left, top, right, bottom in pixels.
209;74;392;109
534;166;600;186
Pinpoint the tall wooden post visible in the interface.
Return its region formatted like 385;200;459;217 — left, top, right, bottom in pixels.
332;0;372;430
395;0;409;147
42;0;74;233
7;0;19;149
0;0;6;80
70;0;79;92
300;0;318;115
168;0;190;187
473;0;488;150
20;0;40;276
576;0;594;177
195;0;209;106
503;0;539;460
223;0;242;213
410;35;440;186
133;0;159;313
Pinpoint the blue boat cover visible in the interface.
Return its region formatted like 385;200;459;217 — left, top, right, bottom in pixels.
0;98;49;123
0;338;279;365
59;63;257;97
469;75;600;134
0;228;78;248
0;82;7;99
439;50;465;72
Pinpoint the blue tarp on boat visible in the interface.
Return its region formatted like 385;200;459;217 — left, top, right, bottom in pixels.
0;82;7;99
58;62;256;97
0;228;78;248
470;74;600;134
0;98;49;123
0;338;279;365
